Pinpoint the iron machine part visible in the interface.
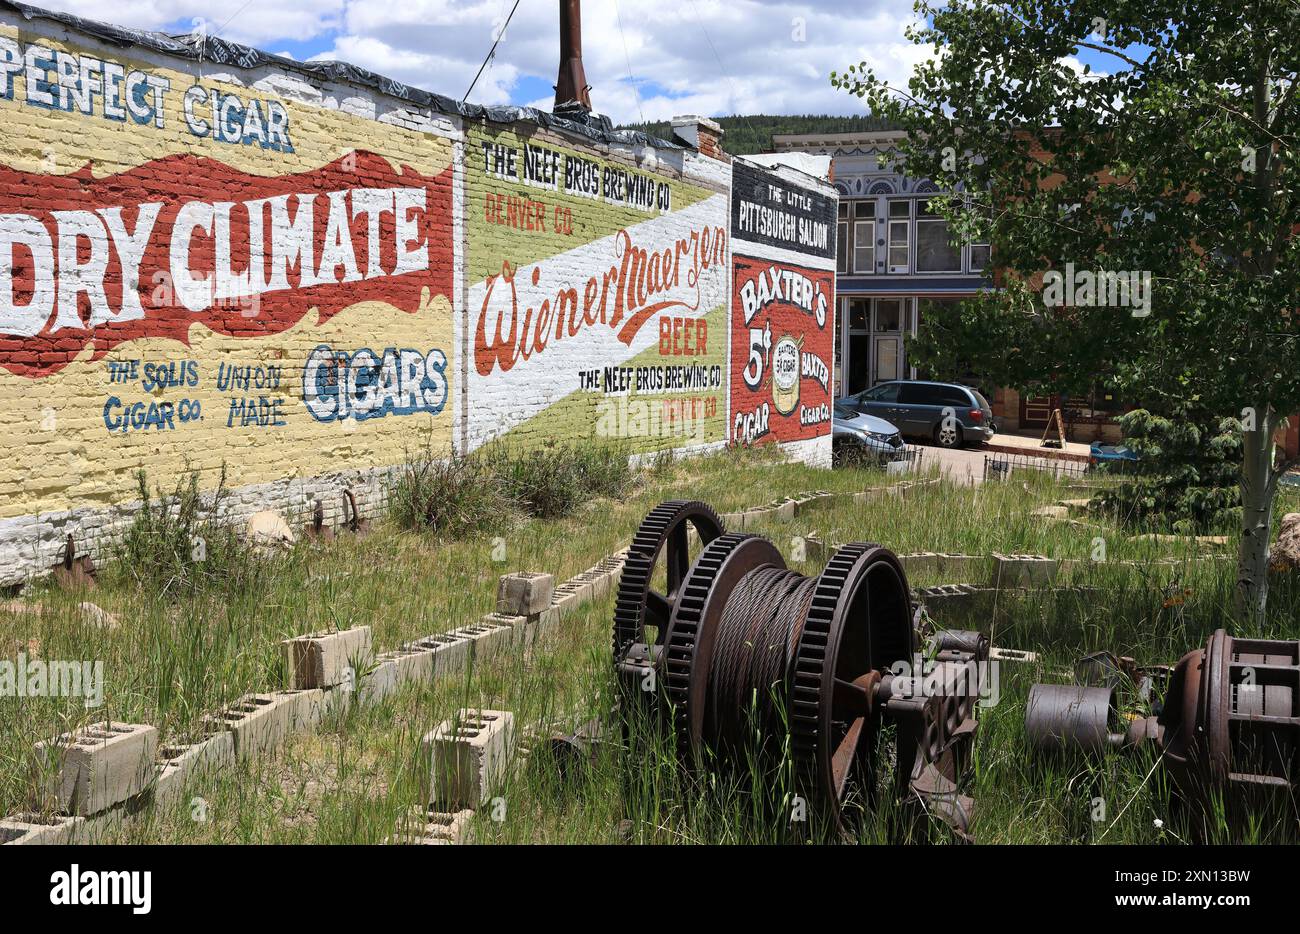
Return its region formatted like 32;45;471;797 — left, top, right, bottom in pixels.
613;502;989;838
1026;629;1300;837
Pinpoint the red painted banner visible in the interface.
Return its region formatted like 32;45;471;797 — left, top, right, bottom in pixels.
729;254;834;445
0;151;453;377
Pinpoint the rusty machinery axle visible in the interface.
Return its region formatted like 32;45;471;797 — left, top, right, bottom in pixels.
1027;630;1300;837
612;500;989;836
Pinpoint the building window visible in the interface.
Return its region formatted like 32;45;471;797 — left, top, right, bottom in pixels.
852;201;875;273
848;298;870;331
916;199;962;273
874;298;903;332
887;200;911;273
837;202;849;274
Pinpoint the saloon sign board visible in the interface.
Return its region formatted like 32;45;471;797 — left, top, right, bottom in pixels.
728;160;837;446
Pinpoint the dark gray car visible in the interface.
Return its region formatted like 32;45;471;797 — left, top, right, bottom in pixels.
839;380;995;448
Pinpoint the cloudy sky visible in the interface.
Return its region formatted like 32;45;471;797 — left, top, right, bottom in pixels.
29;0;951;123
33;0;1113;124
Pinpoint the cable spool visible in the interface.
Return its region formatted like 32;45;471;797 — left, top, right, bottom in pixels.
614;501;989;835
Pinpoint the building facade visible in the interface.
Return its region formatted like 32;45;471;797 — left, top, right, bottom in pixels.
0;6;838;584
771;132;990;400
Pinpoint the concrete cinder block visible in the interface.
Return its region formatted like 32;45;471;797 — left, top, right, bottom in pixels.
424;709;514;809
416;808;476;845
934;554;992;580
282;626;373;689
393;806;475;845
990;645;1041;664
798;535;830;564
550;585;584;618
917;584;991;627
773;499;797;522
152;731;236;810
991;553;1059;588
442;617;519;662
35;722;158;816
358;658;399;705
376;645;435;685
496;572;555;617
899;552;940;578
204;690;323;761
0;813;84;845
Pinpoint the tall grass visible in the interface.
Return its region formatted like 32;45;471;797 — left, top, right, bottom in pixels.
114;466;267;599
4;449;1297;841
388;436;513;538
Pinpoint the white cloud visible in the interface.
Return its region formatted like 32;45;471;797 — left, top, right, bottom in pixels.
31;0;934;124
34;0;345;46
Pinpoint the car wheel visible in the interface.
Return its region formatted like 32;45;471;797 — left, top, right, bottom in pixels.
934;420;962;449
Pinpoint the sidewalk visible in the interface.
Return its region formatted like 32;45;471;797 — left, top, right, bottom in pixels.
981;431;1092;463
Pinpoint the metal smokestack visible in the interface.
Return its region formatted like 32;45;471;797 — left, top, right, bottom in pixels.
554;0;592;115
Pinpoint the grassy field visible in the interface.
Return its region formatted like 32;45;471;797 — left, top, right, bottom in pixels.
2;447;1298;844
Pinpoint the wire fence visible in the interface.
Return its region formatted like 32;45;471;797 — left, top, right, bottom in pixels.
982;453;1093;482
835;442;925;474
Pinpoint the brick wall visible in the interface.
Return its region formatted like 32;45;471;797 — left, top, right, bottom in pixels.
728;159;837;459
0;9;833;585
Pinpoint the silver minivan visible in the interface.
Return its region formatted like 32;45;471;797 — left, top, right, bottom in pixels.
839;380;995;448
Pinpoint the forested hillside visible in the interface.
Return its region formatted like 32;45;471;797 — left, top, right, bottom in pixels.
618;114;900;155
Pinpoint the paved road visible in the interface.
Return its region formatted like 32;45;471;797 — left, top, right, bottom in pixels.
913;443;1084;486
921;445;990;485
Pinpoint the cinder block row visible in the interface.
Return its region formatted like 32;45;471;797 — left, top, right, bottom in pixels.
152;732;236;811
373;644;437;686
0;813;84;845
791;489;834;512
991;553;1059;588
282;626;373;690
916;584;991;626
450;616;521;661
990;645;1041;664
424;709;515;809
546;549;635;622
35;722;158;817
550;579;587;616
202;690;324;762
392;806;476;845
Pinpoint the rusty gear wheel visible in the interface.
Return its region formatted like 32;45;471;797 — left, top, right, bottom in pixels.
613;500;724;705
791;543;915;827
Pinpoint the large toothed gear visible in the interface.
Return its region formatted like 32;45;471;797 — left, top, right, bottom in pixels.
612;500;724;708
791;543;917;827
613;501;987;838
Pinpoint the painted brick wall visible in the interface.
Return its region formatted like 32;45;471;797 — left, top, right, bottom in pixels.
728;159;837;463
0;9;834;586
464;123;732;454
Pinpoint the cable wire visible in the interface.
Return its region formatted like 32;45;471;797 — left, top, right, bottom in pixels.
463;0;523;104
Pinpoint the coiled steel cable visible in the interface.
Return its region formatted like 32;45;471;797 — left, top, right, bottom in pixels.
709;565;818;750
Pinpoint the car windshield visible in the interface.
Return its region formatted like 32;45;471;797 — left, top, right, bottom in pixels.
834;404;858;420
